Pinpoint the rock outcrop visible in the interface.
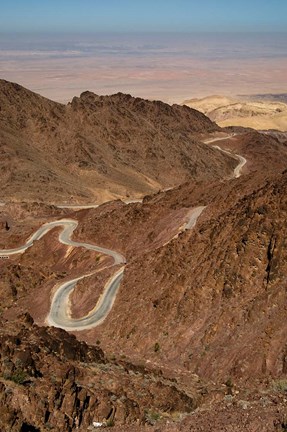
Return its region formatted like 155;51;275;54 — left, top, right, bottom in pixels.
0;314;196;431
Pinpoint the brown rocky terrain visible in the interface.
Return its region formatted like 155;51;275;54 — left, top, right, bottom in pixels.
2;81;287;431
0;79;238;204
66;166;287;384
2;168;287;430
105;171;287;378
0;313;200;431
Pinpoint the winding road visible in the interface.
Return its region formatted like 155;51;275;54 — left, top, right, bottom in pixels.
0;219;125;330
0;211;204;330
203;134;247;179
0;133;246;331
48;268;124;331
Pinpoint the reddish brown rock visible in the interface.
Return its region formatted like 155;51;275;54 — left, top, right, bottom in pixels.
0;79;235;204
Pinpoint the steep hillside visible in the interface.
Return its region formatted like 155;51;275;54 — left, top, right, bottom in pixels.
0;80;237;204
0;314;197;431
2;169;287;430
86;170;287;388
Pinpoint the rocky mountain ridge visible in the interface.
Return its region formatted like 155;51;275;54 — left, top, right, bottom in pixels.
0;79;236;204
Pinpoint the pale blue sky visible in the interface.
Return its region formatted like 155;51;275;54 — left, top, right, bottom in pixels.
0;0;287;32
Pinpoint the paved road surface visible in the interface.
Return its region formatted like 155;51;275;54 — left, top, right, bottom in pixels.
47;267;124;331
55;199;142;210
0;219;125;330
203;134;247;178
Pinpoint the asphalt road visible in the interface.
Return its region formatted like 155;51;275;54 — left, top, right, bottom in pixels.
0;219;125;330
47;267;124;331
0;209;205;331
203;134;247;178
55;199;142;209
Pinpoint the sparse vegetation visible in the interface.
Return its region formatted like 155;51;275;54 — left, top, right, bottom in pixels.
154;342;160;353
225;377;233;395
106;418;115;427
5;370;29;385
144;410;161;425
272;379;287;393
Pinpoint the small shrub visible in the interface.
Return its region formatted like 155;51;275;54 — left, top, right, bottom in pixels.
106;418;114;427
225;378;233;388
225;378;233;395
154;342;160;353
145;410;161;425
9;370;29;385
273;379;287;393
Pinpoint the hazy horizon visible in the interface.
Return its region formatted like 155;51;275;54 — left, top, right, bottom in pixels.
1;0;287;103
1;32;287;104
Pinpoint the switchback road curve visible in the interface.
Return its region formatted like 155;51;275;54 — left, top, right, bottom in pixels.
0;219;125;330
203;134;247;178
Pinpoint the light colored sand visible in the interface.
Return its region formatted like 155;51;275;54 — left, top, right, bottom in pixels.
182;96;287;131
182;95;236;113
218;113;287;131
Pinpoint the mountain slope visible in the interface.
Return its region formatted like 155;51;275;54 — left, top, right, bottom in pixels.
72;169;287;387
0;79;236;203
4;80;287;431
